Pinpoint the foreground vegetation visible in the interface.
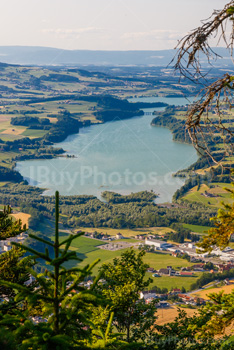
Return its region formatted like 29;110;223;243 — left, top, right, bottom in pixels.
0;195;231;350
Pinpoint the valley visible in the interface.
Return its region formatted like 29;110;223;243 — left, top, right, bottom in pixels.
0;61;233;295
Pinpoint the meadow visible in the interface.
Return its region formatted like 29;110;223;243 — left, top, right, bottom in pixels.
182;183;233;208
58;232;199;290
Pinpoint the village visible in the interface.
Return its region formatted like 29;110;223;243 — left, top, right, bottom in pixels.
3;227;234;313
84;229;234;264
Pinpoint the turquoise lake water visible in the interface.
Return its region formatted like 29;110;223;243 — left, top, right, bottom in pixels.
16;96;198;203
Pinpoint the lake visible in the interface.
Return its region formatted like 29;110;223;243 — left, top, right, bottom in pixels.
16;96;198;203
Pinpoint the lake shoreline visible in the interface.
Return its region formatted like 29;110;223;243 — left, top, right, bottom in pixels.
16;96;198;203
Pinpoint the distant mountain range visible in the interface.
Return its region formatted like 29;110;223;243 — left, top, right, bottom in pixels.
0;46;232;67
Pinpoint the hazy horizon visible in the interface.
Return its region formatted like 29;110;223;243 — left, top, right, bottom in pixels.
1;1;228;51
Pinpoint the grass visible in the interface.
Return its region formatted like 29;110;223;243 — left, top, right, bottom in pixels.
148;273;201;290
0;181;10;187
60;235;106;255
22;129;48;138
79;226;173;238
32;220;202;290
143;251;193;270
0;134;25;141
183;183;233;208
0;151;19;167
35;219;199;288
60;233;198;288
183;224;210;235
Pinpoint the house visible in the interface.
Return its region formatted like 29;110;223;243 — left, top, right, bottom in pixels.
179;271;194;277
226;264;234;270
116;233;124;240
192;263;205;271
219;265;232;273
178;294;191;302
193;297;206;305
168;247;181;253
224;279;230;285
140;290;158;300
157;301;169;308
171;252;179;257
147;267;156;273
171;288;182;294
3;244;11;252
158;268;174;276
135;235;144;240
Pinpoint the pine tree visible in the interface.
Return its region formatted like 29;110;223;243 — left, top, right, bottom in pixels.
0;191;101;349
0;205;26;240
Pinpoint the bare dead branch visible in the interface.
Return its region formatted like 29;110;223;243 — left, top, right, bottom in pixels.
172;1;234;166
173;1;234;80
186;74;234;164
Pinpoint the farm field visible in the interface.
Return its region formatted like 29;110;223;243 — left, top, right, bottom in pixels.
34;220;198;290
11;212;31;228
183;183;233;208
78;226;173;238
148;273;201;291
156;306;197;325
191;283;234;300
182;224;210;235
56;232;199;289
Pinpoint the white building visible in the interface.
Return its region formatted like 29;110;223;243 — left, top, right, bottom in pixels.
145;238;172;249
179;243;209;258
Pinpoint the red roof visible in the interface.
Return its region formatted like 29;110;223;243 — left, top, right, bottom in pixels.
180;271;194;276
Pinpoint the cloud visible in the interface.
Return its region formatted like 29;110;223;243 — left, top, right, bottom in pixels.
122;29;185;41
42;27;104;39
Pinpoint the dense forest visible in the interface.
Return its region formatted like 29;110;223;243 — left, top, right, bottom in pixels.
0;183;216;232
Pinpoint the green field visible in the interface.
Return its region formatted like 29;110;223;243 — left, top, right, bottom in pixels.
143;251;193;270
148;273;201;291
55;232;197;289
183;183;233;208
22;129;48;138
183;224;210;234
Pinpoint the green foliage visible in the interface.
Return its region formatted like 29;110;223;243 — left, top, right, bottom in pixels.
0;166;24;183
155;308;223;349
196;290;234;337
0;203;33;299
89;309;128;349
197;183;234;252
0;247;33;298
0;327;17;350
189;269;234;291
11;116;51;127
0;205;26;239
98;249;157;344
0;183;217;230
101;190;157;204
0;192;103;349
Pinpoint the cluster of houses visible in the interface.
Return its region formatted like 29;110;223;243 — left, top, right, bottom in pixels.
148;266;194;277
84;231;124;241
148;262;234;279
144;238;234;263
140;289;206;307
0;232;27;255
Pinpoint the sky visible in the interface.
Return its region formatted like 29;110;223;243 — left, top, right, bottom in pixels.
0;0;229;50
